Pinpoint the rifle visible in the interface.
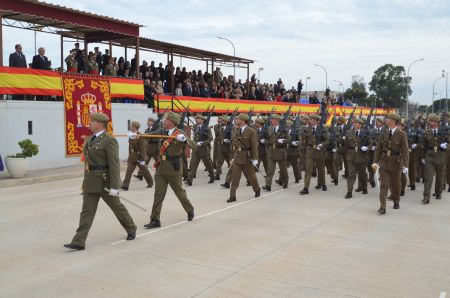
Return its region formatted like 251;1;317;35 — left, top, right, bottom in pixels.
343;105;357;135
278;104;292;133
197;105;215;141
150;113;164;132
438;110;448;136
177;104;190;129
290;114;302;142
223;107;239;140
314;102;328;144
247;107;255;125
329;111;337;144
259;107;276;140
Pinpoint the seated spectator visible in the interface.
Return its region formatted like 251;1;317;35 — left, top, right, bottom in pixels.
199;82;210;98
32;47;51;70
104;56;117;76
175;83;183;96
155;81;164;94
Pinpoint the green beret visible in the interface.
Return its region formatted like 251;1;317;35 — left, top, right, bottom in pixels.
376;117;384;123
238;113;249;121
131;121;140;129
148;117;156;122
166;111;181;125
353;118;364;124
195;114;206;120
262;116;268;121
90;112;109;123
429;114;440;122
255;118;265;124
386;113;401;122
286;120;294;126
399;118;406;126
338;116;346;122
271;114;281;120
309;114;320;121
221;116;230;123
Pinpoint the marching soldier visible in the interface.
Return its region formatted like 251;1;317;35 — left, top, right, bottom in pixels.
298;115;309;180
421;114;449;204
335;116;348;179
369;117;385;187
227;113;261;202
64;113;136;250
325;121;338;186
213;116;225;172
121;121;153;190
215;116;232;180
85;52;99;75
135;117;160;181
263;114;290;191
300;114;329;195
65;49;78;73
344;118;369;198
144;112;196;229
286;120;301;183
405;118;419;191
372;113;409;214
187;114;215;185
398;119;408;196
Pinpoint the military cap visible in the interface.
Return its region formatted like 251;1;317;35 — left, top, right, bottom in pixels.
271;114;282;120
302;115;310;120
375;117;384;123
131;121;140;129
195;114;206;120
353;118;364;124
309;114;320;121
147;116;156;122
221;115;230;123
338;116;346;122
386;113;401;122
262;116;268;121
429;114;440;122
90;112;109;123
399;118;406;126
166;111;181;125
238;113;249;121
255;118;265;124
286;120;294;126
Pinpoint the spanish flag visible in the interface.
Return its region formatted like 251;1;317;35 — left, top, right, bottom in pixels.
325;110;335;127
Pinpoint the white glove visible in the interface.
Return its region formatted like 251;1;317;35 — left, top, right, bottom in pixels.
371;163;379;170
252;160;258;166
371;146;376;151
277;139;284;144
109;189;119;196
291;141;298;146
224;139;230;143
411;143;417;149
342;136;346;140
260;139;266;144
440;143;448;149
176;134;186;142
332;148;337;153
361;146;368;152
422;159;425;165
127;131;137;139
402;167;409;175
316;144;323;150
139;161;146;166
197;141;203;146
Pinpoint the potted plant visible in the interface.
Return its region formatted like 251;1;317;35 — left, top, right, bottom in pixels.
5;139;39;178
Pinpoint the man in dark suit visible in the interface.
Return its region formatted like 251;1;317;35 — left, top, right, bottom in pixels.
9;44;27;68
31;47;51;70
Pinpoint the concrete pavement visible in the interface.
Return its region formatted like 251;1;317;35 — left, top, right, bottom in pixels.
0;165;449;298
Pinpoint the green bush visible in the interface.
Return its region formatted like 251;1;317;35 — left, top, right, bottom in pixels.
9;139;39;158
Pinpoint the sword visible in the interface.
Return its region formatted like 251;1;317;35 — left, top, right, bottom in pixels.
252;164;266;181
104;188;147;212
375;168;380;192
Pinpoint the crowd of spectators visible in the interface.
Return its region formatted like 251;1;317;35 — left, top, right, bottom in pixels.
7;43;351;107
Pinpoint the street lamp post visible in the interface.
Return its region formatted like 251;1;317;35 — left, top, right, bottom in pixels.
334;80;344;93
217;36;236;78
258;67;264;81
305;76;311;95
314;64;327;92
432;70;445;113
406;58;424;118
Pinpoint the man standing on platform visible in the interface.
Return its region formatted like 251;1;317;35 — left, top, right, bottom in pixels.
64;113;137;250
121;121;153;190
227;114;260;203
144;112;196;229
372;113;409;214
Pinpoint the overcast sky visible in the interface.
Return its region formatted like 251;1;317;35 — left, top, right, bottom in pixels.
3;0;450;104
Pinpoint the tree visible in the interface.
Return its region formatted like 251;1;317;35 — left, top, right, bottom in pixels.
343;75;368;105
369;64;410;108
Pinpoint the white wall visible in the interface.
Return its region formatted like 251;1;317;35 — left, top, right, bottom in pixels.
0;100;156;171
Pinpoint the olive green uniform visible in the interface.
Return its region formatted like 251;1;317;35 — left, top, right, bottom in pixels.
374;128;409;210
230;126;260;198
188;124;215;181
303;125;329;189
335;124;348;177
422;128;449;202
71;132;136;247
122;135;153;188
286;129;301;182
345;129;369;193
215;124;231;178
265;126;290;187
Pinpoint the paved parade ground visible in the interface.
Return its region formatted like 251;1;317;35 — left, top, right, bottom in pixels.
1;166;450;298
